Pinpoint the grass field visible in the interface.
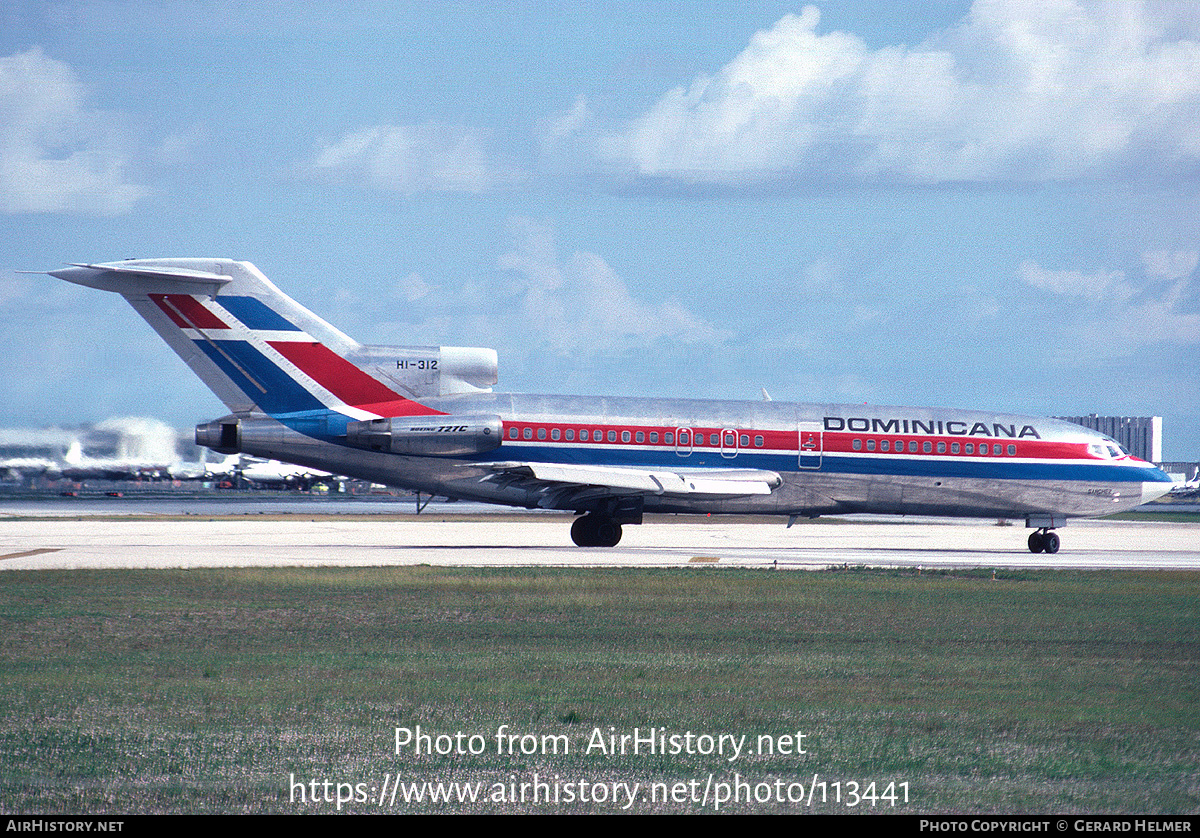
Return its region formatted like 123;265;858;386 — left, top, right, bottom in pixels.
1;565;1198;813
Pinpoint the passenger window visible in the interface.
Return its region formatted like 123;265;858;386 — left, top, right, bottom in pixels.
853;439;862;451
551;428;560;441
740;434;749;447
621;431;630;443
710;434;719;446
951;443;960;454
537;428;546;440
650;432;658;443
965;443;973;454
755;435;764;447
636;431;644;443
937;442;946;453
523;427;532;440
565;429;575;441
909;441;918;453
880;440;890;452
508;428;518;439
867;440;876;451
665;432;674;445
608;430;617;442
1007;444;1016;456
923;441;932;453
580;429;589;441
993;444;1002;455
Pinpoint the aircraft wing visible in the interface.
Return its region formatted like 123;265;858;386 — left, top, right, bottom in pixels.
484;461;782;498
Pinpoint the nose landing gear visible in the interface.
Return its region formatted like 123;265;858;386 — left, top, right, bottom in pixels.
1027;529;1060;554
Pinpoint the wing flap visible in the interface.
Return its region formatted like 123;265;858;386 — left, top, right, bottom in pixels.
486;461;781;496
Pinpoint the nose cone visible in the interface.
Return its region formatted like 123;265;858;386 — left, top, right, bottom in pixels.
1140;465;1176;506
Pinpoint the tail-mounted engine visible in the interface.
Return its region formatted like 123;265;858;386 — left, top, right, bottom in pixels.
345;415;503;457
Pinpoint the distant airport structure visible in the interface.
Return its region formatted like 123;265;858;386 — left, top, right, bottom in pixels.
0;418;343;490
1056;415;1162;465
0;418;191;479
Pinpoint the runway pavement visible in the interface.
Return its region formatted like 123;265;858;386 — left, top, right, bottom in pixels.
1;510;1197;571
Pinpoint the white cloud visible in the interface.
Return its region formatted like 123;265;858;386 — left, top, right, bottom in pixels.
1017;254;1200;356
393;272;432;303
541;95;594;147
1142;249;1199;280
309;123;522;193
0;47;146;215
1018;260;1134;301
366;218;728;371
599;1;1200;185
495;217;727;356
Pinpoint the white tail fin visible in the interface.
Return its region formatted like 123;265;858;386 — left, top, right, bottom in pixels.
51;259;496;420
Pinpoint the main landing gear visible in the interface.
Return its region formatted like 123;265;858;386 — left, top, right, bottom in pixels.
1027;529;1060;554
571;514;623;547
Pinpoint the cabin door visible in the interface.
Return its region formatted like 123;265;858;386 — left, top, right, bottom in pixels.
798;421;823;470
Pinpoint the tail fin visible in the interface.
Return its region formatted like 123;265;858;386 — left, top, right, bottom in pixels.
51;259;496;422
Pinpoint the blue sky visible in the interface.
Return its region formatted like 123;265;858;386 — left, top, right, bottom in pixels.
1;1;1198;460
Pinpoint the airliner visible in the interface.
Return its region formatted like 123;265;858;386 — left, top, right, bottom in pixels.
49;258;1174;552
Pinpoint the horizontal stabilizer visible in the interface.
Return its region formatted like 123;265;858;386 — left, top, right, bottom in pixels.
48;260;233;295
487;461;781;497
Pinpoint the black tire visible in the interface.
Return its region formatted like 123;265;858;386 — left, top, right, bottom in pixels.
596;520;622;547
571;515;597;546
1028;531;1045;553
571;515;622;547
1042;531;1060;554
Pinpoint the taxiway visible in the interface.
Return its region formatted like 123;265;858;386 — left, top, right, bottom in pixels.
1;512;1196;571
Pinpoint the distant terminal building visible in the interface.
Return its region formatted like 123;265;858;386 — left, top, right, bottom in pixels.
1056;415;1162;464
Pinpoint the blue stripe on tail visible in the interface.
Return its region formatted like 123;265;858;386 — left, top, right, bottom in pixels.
195;340;324;415
214;296;303;331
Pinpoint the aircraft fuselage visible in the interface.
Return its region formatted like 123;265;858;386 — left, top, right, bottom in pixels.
215;391;1166;523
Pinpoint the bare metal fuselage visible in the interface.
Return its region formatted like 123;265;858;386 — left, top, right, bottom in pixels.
48;257;1172;549
223;391;1160;522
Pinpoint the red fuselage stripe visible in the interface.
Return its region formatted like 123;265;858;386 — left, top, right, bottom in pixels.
500;422;1104;461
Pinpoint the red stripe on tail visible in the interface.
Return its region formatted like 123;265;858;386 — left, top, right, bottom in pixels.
150;294;231;330
268;341;443;417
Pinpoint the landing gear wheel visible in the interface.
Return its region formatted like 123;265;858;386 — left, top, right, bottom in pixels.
570;515;622;547
1028;529;1060;554
595;519;622;547
571;515;596;546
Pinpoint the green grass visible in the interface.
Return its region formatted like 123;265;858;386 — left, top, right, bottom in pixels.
1;566;1198;813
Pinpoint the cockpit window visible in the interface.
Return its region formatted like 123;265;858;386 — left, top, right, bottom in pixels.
1089;441;1129;459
